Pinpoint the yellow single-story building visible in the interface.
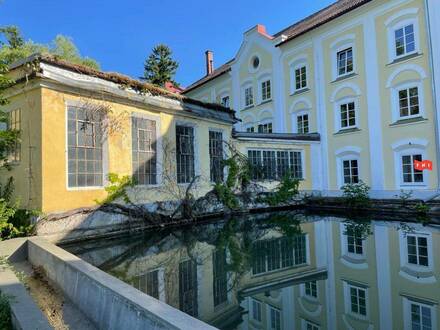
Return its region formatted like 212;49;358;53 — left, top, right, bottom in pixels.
1;54;317;214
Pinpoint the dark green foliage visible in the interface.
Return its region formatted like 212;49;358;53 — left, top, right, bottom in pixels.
0;293;12;330
96;173;135;205
341;180;371;208
0;178;35;241
264;174;300;206
213;150;251;210
0;26;24;49
343;219;372;240
142;44;179;87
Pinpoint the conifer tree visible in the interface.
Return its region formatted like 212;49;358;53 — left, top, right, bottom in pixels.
142;44;179;87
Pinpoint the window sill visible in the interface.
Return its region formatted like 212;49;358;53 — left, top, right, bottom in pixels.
242;105;254;111
387;52;423;66
389;117;427;127
334;128;361;136
259;99;272;105
291;88;310;96
332;72;357;83
67;186;105;191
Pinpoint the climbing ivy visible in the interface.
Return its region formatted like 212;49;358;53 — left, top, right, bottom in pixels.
263;174;300;206
95;173;135;205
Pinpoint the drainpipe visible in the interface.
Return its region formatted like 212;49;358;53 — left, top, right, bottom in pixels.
424;0;440;202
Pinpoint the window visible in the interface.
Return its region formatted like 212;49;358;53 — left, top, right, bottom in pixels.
209;131;224;183
67;107;103;188
304;281;318;298
343;159;359;184
337;48;353;76
258;123;273;133
245;86;254;107
346;226;363;255
409;300;433;330
297;114;309;134
248;150;303;181
221;95;230;108
246;126;255;133
131;270;159;299
395;24;415;57
348;285;367;316
252;236;307;275
213;249;228;307
302;320;320;330
132;117;157;185
269;306;282;330
402;154;423;183
252;56;260;70
179;260;198;317
340;102;356;129
407;234;429;267
251;299;262;322
398;87;419;118
176;125;195;184
295;66;307;90
7;109;21;162
261;80;272;102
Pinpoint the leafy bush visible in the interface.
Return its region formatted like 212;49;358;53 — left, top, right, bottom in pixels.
0;293;11;330
96;173;135;205
341;180;371;208
0;178;35;241
264;174;300;206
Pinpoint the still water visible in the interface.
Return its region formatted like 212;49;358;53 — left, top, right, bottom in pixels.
64;212;440;330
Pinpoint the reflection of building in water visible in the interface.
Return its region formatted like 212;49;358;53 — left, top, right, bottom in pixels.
67;217;440;329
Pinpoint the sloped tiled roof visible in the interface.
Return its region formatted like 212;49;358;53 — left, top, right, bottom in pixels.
275;0;373;45
183;59;234;93
183;0;373;93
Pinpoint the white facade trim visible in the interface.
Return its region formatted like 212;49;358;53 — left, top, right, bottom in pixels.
386;64;428;88
391;138;429;150
384;7;420;27
330;82;362;103
333;97;360;133
364;14;385;191
390;81;426;123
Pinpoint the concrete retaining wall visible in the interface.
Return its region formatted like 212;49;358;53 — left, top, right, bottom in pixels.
27;237;216;330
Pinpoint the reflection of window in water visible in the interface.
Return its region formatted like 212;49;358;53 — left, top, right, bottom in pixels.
407;234;429;266
346;227;363;255
212;249;228;307
131;270;159;299
250;298;262;323
179;259;198;317
252;236;307;275
269;305;282;330
304;281;318;298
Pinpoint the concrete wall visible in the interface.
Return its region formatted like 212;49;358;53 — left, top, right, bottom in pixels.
27;237;216;330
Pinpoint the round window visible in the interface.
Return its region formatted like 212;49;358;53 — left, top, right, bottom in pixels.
252;56;260;70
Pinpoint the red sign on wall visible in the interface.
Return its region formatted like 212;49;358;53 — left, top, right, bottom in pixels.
414;160;433;171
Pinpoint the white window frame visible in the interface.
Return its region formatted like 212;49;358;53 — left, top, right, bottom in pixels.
331;38;356;80
403;297;437;330
257;120;273;133
242;83;254;109
386;15;420;63
343;281;369;320
292;110;310;134
301;319;320;330
339;156;360;187
218;91;230;108
259;76;272;103
267;305;282;330
391;81;425;122
292;63;308;93
250;298;262;323
334;97;359;132
301;281;318;301
340;223;366;260
399;230;433;273
394;147;427;188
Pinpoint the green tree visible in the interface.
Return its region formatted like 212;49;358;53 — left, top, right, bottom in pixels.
142;44;179;87
0;26;100;70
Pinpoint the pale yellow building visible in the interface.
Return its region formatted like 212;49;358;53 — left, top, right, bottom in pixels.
184;0;440;199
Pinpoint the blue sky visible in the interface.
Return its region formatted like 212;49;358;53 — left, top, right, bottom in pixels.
0;0;334;87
